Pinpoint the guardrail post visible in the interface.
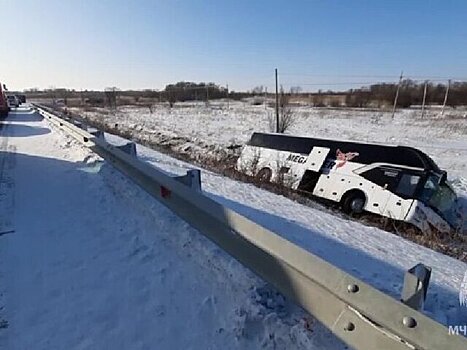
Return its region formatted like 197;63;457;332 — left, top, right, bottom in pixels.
89;129;104;139
174;169;202;192
401;263;431;310
116;142;137;157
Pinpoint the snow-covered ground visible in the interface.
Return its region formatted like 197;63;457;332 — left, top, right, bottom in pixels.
72;101;467;212
1;106;466;349
0;107;341;349
103;131;467;329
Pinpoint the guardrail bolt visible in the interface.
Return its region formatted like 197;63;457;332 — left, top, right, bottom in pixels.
347;284;359;293
344;322;355;331
402;316;417;328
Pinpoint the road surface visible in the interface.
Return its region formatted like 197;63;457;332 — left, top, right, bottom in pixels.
0;107;341;349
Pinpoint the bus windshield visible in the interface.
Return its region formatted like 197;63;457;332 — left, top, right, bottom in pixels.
419;175;458;227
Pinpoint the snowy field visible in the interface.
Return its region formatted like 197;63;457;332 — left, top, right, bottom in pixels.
71;101;467;207
1;106;466;349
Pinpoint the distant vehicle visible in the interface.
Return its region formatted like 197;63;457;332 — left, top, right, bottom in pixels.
7;95;19;108
237;132;460;234
0;83;9;117
16;94;26;103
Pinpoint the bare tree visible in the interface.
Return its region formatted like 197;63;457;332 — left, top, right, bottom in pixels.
55;88;70;106
252;85;265;94
278;87;295;133
238;148;262;177
167;92;176;108
290;86;302;95
145;103;154;114
269;86;295;133
104;87;119;110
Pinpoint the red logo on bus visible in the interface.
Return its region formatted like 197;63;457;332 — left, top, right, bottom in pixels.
336;149;359;168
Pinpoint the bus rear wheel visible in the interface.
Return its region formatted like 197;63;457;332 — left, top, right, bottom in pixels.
342;191;366;215
256;167;272;183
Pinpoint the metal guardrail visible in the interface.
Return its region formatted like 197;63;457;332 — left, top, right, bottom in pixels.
35;105;467;350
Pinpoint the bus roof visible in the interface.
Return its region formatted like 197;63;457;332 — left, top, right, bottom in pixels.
247;132;442;173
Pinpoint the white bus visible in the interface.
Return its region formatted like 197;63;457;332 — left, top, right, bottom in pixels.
236;132;459;234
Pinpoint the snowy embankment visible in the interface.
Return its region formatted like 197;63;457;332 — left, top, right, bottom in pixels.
103;129;467;329
69;102;467;327
72;102;467;212
1;108;341;349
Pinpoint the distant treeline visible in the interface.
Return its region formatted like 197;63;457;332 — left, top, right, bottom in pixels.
23;82;249;105
22;79;467;108
343;80;467;108
164;82;227;101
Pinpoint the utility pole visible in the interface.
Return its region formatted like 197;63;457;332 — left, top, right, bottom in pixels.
441;79;451;116
264;87;268;110
275;68;279;133
392;71;403;119
421;81;428;118
206;85;209;105
226;83;229;109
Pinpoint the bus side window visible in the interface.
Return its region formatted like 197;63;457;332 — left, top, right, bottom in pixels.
419;175;438;202
361;167;400;191
395;174;420;198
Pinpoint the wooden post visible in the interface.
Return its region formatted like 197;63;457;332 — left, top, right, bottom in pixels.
421;82;428;118
441;79;450;116
392;71;403;119
275;68;279;133
226;83;229;109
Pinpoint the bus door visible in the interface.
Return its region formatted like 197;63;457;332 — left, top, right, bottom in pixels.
304;147;330;171
360;166;401;216
296;147;329;193
385;172;421;220
361;166;419;219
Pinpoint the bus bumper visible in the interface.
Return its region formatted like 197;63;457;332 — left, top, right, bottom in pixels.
405;201;452;234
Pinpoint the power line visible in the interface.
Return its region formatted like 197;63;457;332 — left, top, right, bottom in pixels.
280;73;400;78
280;73;467;80
280;78;465;87
282;81;394;86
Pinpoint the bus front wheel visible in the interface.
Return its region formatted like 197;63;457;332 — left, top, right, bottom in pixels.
256;167;272;183
342;191;366;215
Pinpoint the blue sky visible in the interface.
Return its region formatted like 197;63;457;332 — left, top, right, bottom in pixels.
1;0;466;91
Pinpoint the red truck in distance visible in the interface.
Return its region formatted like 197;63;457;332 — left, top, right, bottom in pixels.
0;83;9;118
